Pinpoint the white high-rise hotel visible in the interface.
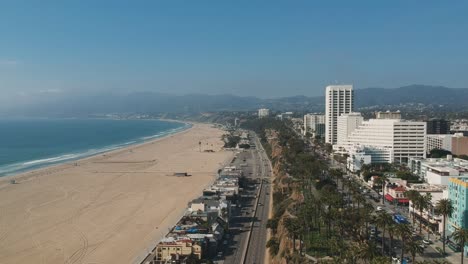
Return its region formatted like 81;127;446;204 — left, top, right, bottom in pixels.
345;119;426;164
325;85;354;144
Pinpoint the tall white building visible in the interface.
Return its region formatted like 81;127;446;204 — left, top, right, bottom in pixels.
343;119;426;164
337;112;363;145
325;85;354;144
303;113;325;136
258;108;269;118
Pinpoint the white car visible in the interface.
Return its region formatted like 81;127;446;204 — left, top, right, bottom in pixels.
376;206;384;211
422;239;431;245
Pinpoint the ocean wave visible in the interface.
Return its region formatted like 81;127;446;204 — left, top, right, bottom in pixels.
0;122;190;177
22;154;79;166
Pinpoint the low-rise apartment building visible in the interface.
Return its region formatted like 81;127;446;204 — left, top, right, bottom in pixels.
154;238;202;263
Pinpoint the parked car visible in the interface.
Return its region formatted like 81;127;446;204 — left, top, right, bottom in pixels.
422;239;431;245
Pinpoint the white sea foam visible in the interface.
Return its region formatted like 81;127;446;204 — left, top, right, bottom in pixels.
0;121;190;177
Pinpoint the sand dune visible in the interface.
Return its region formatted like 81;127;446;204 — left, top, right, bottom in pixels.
0;123;232;264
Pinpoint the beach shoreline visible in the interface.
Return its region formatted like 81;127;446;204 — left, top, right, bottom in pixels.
0;122;232;264
0;119;192;189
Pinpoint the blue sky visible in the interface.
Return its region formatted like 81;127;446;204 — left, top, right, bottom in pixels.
0;1;467;100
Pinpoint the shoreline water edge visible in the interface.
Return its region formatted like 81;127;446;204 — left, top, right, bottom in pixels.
0;119;192;178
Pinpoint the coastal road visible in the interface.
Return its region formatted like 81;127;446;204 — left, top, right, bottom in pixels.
243;133;271;264
222;132;272;264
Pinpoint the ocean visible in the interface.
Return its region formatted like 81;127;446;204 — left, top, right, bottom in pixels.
0;118;189;176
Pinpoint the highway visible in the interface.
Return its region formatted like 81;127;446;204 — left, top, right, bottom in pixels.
243;134;271;264
221;132;272;264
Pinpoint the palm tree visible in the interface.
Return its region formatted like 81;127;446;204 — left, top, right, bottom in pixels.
396;224;412;260
452;227;468;264
405;190;421;224
415;194;430;234
357;241;377;264
435;198;453;254
284;217;301;252
423;193;433;239
405;237;424;263
387;223;398;256
377;211;393;255
375;176;388;205
355;193;366;209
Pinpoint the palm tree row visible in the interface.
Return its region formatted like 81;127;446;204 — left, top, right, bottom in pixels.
256;119;430;262
405;190;434;237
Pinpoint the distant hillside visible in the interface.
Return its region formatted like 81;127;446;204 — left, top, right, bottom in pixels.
354;85;468;108
4;85;468;117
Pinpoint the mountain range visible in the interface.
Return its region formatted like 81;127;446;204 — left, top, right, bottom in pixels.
3;85;468;117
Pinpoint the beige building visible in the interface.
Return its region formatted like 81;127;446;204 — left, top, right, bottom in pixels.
376;111;401;119
155;239;202;262
452;133;468;156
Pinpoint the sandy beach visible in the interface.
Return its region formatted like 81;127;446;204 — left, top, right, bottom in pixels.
0;123;232;264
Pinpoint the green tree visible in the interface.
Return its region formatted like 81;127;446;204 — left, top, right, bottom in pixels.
405;190;421;225
452;227;468;264
434;198;454;254
396;224;412;260
266;237;280;256
415;194;430;234
429;148;452;158
357;241;377;264
284;217;302;252
405;238;424;263
374;176;388;205
423;193;433;239
387;223;398;257
266;218;279;234
376;211;393;255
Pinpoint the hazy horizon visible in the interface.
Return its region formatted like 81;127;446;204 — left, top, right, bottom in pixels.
1;1;468;110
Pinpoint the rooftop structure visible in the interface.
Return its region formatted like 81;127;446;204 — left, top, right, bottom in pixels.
376;110;401;120
408;156;468;183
